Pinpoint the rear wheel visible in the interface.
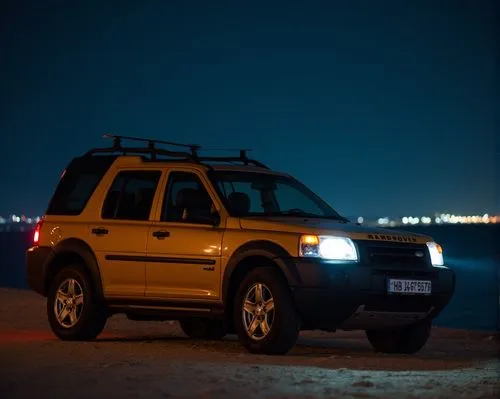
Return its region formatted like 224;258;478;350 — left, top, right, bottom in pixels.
179;319;226;340
234;267;300;355
366;321;432;354
47;264;108;341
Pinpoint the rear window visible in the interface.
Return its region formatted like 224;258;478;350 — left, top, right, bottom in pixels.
46;156;116;215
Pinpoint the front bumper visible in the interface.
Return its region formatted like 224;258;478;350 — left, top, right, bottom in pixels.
285;257;455;330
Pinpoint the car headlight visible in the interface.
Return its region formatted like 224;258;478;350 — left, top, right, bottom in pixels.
426;241;444;266
299;235;359;261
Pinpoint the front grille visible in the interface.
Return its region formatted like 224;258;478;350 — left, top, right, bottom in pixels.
366;245;429;269
371;269;438;278
364;295;433;313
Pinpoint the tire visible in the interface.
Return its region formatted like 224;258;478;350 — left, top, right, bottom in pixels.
365;321;432;354
233;267;300;355
47;263;108;341
179;319;226;340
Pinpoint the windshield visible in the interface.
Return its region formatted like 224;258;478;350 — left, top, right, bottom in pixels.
208;171;347;220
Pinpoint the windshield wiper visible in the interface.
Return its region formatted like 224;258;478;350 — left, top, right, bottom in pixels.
326;215;350;223
269;210;350;223
273;209;311;217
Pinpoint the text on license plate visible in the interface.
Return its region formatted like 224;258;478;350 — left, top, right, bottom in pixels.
387;279;432;295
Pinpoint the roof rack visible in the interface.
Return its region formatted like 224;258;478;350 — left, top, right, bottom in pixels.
84;134;269;169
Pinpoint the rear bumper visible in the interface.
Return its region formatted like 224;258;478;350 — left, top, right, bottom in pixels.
285;258;455;330
26;246;52;296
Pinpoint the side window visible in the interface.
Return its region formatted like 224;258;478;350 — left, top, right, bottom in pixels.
102;170;161;221
162;172;216;224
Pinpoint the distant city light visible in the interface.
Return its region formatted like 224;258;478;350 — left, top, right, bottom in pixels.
377;217;390;225
1;214;41;225
396;213;497;227
0;211;497;230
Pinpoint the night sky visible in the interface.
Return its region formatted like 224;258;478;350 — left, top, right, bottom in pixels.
1;0;498;218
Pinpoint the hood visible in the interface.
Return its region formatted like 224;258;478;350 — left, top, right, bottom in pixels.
239;217;431;243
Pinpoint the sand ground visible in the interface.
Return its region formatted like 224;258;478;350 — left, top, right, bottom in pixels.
0;288;498;398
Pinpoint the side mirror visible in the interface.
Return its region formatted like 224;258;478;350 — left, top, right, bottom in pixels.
205;212;221;226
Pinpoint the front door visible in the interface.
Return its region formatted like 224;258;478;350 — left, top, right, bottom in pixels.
87;169;162;298
145;170;224;301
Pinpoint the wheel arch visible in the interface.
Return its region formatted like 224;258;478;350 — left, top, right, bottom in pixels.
222;240;300;301
43;238;104;299
222;240;301;327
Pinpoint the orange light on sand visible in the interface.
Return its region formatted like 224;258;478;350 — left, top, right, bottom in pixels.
301;235;319;245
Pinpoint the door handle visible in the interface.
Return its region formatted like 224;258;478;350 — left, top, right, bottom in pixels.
152;230;170;239
91;227;109;236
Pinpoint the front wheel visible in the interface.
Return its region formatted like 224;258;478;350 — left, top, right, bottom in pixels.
47;264;108;341
366;321;432;354
233;267;300;355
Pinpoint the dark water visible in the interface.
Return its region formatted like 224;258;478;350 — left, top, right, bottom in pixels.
1;225;498;331
0;232;31;290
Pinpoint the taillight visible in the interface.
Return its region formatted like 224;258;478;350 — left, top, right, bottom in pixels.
33;219;44;246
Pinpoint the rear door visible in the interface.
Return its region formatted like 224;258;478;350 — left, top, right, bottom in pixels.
86;169;163;298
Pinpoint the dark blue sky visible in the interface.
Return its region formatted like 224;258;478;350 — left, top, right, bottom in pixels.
1;0;498;217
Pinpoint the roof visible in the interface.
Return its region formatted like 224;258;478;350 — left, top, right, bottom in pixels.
207;164;288;175
103;154;288;176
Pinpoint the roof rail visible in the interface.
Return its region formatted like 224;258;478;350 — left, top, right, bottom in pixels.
84;134;269;169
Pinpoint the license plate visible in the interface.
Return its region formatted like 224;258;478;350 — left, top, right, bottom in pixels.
387;278;432;295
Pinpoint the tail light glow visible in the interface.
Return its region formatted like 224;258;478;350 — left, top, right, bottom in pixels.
33;219;44;246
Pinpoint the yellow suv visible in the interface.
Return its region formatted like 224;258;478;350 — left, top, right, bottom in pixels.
26;135;455;355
